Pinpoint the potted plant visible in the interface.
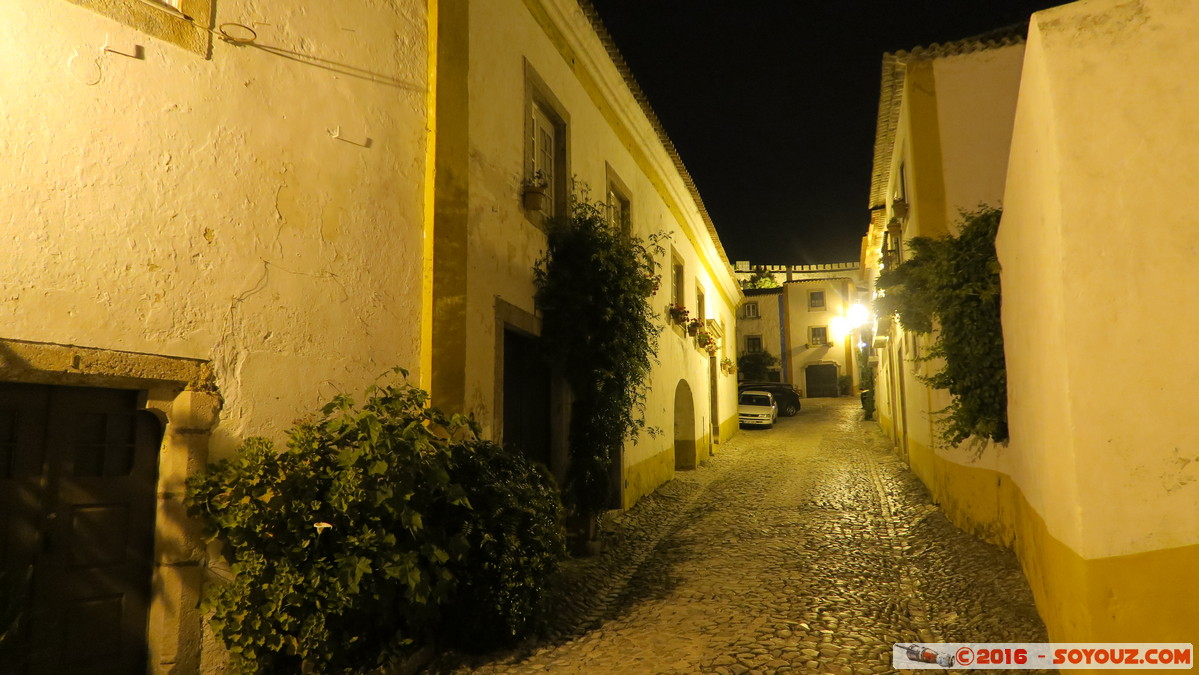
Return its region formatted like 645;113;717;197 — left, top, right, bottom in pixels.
720;357;735;375
686;317;704;336
667;303;689;324
522;171;549;211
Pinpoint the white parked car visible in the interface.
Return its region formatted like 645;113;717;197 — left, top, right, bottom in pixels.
738;390;778;429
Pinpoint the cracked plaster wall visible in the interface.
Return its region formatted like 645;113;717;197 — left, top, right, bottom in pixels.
0;0;429;458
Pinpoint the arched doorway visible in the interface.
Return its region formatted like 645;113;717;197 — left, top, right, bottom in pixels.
674;380;696;470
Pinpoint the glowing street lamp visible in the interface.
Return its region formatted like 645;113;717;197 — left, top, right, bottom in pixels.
848;303;870;328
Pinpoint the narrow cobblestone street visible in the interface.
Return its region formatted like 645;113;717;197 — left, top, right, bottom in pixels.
434;398;1047;674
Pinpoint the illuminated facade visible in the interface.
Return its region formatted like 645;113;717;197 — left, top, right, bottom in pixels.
735;262;867;396
865;0;1199;645
0;0;741;670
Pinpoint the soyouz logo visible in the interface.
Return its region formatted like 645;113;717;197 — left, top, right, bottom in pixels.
893;643;1194;670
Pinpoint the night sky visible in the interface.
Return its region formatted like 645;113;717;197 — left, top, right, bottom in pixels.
586;0;1066;266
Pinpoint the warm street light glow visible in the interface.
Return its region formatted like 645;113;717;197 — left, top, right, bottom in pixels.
848;303;870;327
830;315;850;341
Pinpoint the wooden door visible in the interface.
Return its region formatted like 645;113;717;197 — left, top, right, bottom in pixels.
502;329;552;470
0;383;161;674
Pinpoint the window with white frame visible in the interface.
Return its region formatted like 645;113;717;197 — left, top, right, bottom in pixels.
525;64;568;220
605;164;632;234
530;103;559;216
743;302;759;318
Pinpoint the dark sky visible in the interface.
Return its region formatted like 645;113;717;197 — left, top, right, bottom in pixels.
586;1;1065;265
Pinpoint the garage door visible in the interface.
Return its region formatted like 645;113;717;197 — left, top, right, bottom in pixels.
805;363;840;398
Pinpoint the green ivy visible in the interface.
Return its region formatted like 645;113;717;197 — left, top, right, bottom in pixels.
737;350;778;381
185;371;565;673
875;206;1008;447
533;196;665;524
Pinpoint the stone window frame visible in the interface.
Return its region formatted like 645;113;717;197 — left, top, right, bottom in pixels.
745;335;763;353
604;162;632;234
64;0;214;57
809;325;829;345
524;61;570;223
0;337;219;672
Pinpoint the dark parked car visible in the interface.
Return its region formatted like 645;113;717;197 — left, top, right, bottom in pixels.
738;382;801;416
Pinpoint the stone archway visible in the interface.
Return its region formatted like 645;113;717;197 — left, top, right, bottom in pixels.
674;379;696;470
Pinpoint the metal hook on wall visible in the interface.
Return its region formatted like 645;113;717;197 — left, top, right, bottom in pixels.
327;126;373;149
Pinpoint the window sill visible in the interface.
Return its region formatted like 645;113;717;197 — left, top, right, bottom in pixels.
66;0;212;57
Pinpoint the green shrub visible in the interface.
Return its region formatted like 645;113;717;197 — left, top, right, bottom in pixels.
185;372;566;673
737;350;778;381
439;439;565;651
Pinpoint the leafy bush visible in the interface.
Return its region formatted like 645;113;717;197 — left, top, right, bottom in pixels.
533;196;665;523
838;374;853;396
737;350;778;381
876;206;1008;447
440;439;565;651
186;373;565;673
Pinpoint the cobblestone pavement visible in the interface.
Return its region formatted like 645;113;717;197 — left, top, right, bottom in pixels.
432;398;1048;674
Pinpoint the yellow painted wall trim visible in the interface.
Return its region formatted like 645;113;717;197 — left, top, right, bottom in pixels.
623;448;675;510
718;414;739;450
420;0;438;394
520;0;740;312
904;436;1199;645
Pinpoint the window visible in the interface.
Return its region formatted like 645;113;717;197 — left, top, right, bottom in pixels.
809;326;829;345
808;290;825;310
530;103;564;217
695;286;706;322
671;252;685;308
743;302;759;319
64;0;211;55
746;336;763;353
525;63;569;220
605;164;632;234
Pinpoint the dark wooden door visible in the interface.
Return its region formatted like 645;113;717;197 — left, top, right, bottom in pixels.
0;383;161;674
805;364;840;398
502;329;552;469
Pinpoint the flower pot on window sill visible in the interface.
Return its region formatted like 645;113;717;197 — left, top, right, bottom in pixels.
522;187;547;211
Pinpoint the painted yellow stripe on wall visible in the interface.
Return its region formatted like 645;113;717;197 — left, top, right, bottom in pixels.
905;435;1199;645
419;0;438;393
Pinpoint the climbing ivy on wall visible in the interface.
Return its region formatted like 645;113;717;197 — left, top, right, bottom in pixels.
875;206;1008;447
533;195;666;528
